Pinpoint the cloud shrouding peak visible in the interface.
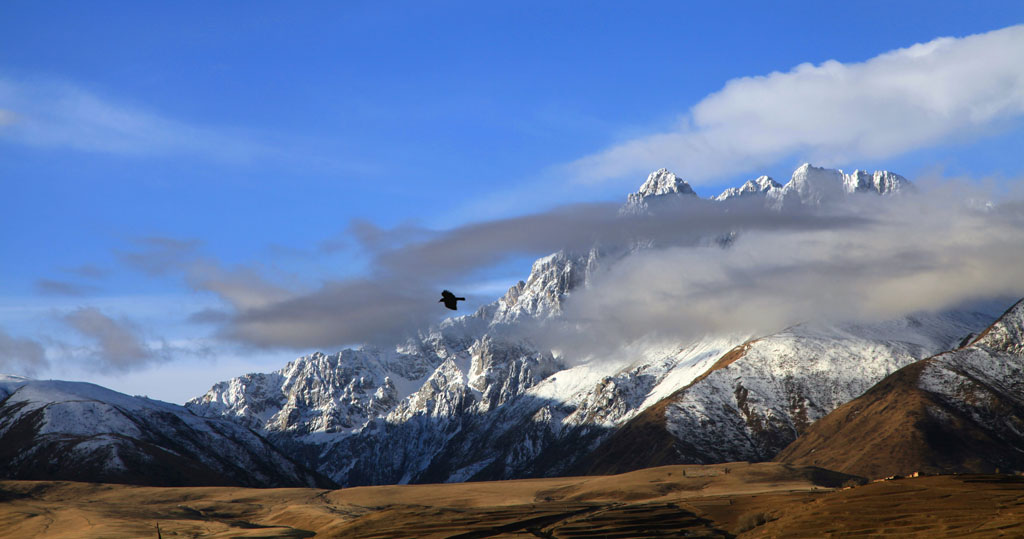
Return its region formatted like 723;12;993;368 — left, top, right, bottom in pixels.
570;24;1024;186
549;187;1024;358
168;166;1024;353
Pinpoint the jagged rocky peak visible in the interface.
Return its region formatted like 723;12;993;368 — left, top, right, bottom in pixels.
715;175;781;201
186;345;446;434
636;168;696;198
971;298;1024;355
781;163;847;205
490;247;602;324
623;169;696;214
775;163;913;207
843;169;912;195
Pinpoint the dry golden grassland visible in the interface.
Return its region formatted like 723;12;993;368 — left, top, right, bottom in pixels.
2;463;1022;538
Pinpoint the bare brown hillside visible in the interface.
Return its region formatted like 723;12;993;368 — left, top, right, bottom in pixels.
777;299;1024;479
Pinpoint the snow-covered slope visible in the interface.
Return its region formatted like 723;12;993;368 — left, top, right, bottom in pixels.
308;334;746;486
0;376;330;487
582;310;994;475
777;299;1024;478
186;163;989;487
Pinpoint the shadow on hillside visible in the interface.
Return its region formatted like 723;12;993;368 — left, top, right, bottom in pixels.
270;393;626;487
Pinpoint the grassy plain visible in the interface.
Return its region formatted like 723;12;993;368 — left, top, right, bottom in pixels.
2;463;1022;537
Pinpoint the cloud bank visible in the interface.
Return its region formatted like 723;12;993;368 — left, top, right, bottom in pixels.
178;196;864;349
550;188;1024;357
570;24;1024;185
160;179;1024;353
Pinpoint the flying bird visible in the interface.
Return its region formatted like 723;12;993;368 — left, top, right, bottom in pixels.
439;290;465;310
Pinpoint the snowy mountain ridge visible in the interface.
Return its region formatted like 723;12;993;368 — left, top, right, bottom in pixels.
181;163;1005;487
0;376;330;487
714;163;910;205
714;175;781;201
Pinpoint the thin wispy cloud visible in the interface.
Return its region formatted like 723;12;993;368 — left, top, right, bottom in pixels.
35;278;98;297
116;237;202;276
569;24;1024;186
0;76;387;175
0;77;263;161
0;108;15;126
185;262;294;312
0;327;48;376
62;264;109;280
62;307;166;372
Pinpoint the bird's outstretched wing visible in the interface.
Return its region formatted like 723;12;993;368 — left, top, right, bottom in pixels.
439;290;464;310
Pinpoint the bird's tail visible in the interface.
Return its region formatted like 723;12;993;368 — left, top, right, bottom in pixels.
456;297;465;301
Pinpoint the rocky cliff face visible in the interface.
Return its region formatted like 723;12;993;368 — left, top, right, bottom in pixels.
490;247;604;325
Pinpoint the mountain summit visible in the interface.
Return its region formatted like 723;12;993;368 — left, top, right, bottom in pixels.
622;168;697;213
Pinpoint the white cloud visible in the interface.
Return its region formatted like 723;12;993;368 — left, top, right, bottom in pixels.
570;24;1024;185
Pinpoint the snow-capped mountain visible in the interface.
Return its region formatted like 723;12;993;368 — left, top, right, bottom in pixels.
0;375;330;487
776;298;1024;479
185;163;994;487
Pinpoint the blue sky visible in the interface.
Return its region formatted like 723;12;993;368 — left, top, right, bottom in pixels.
2;2;1024;403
